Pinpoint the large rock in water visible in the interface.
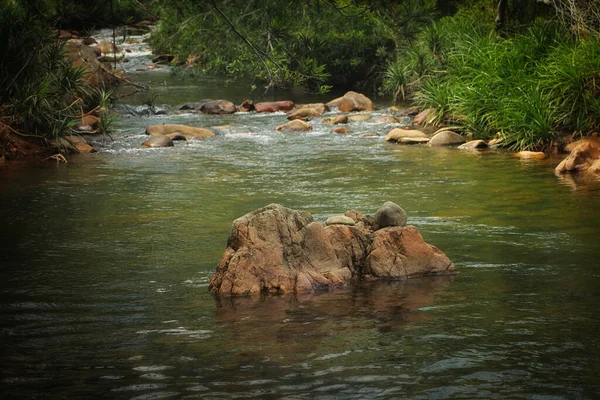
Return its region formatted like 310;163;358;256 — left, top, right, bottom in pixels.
199;99;237;114
329;91;374;112
255;101;295;113
209;203;455;296
555;141;600;174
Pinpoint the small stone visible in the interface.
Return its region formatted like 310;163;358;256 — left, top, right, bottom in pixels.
385;128;428;143
325;215;356;226
331;127;350;134
458;140;488;149
348;114;372;122
514;151;546;159
322;115;348;124
143;135;174;148
429;130;466;147
276;120;312;132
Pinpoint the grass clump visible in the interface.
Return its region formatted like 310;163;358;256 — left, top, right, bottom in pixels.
382;5;600;151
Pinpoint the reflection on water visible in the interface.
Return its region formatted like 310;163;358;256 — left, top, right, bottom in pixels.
1;74;600;398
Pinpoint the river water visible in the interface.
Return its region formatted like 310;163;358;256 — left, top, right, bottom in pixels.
1;36;600;399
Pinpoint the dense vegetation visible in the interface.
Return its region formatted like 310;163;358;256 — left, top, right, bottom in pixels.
0;0;143;158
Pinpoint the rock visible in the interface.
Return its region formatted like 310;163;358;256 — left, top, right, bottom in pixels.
325;215;356;226
458;140;488;149
348;114;372;122
75;114;100;131
365;226;455;280
143;136;174;148
555;142;600;174
488;137;503;146
385;128;428;143
287;107;323;121
331;127;350;134
97;41;119;54
255;101;295;113
145;124;216;140
429;130;466;147
515;151;546;159
323;115;348;124
344;210;375;229
57;29;73;41
179;100;215;112
199;99;237;114
238;99;254;112
152;55;175;64
296;103;328;114
374;201;408;229
564;137;600;153
337;91;375;112
209;204;455;296
375;115;400;123
55;135;96;153
326;96;344;108
412;108;435;126
276;120;312;132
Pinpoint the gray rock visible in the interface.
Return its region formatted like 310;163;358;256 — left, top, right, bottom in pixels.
374;201;408;229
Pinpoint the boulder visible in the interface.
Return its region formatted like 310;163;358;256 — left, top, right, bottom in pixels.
276;120;312;132
348;114;372;122
180;100;213;111
323;115;348;124
97;41;119;54
295;103;328;114
458;140;488;150
564;137;600;153
365;226;454;280
145;124;216;140
412;108;435;126
143;135;174;148
555;142;600;174
374;201;407;229
255;101;295;113
331;127;350;134
325;215;356;226
385;128;428;143
337;91;375;112
429;130;466;147
326;96;344;109
238;99;255;112
75;114;100;131
199;99;237;114
209;204;455;297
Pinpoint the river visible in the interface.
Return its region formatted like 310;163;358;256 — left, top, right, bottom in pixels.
1;34;600;399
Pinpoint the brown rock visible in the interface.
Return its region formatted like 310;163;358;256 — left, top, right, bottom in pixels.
209;204;455;297
458;140;488;150
564;137;600;153
143;135;174;148
365;226;455;280
255;101;295;113
287;107;323;121
276;120;312;132
331;127;350;134
296;103;328;114
199;99;237;114
429;130;466;147
323;115;348;124
97;41;120;54
326;96;344;109
166;132;187;141
238;99;254;112
385;128;428;143
145;124;216;140
337;91;375;112
412;108;435;126
348;114;372;122
555;142;600;174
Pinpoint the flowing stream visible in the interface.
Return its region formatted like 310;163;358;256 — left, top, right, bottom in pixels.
1;30;600;399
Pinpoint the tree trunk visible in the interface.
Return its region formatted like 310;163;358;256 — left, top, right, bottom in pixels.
495;0;508;31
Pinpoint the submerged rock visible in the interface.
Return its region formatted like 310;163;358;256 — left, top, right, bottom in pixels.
323;115;349;124
209;202;455;297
